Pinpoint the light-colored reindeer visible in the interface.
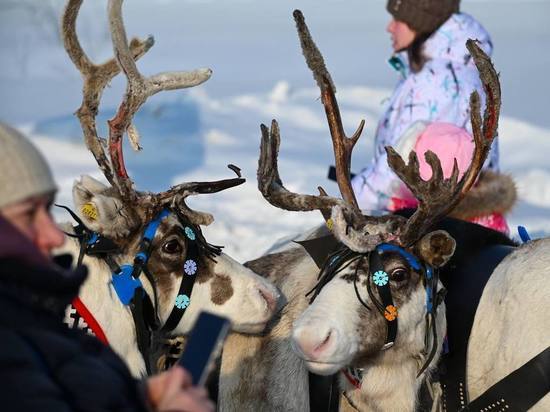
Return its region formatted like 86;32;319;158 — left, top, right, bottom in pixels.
57;0;280;378
219;10;549;412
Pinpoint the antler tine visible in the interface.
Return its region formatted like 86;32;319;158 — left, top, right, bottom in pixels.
293;9;365;211
387;40;501;246
461;39;501;194
157;165;246;202
258;120;345;213
106;0;213;202
62;0;153;190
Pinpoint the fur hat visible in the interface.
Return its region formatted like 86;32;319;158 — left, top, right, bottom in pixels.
387;0;460;34
0;123;57;209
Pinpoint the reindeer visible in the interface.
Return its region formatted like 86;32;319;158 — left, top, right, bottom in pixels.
56;0;280;378
219;10;549;412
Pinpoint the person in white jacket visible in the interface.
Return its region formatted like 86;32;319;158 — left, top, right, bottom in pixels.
351;0;500;212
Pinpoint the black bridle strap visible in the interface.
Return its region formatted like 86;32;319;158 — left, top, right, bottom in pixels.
130;287;156;375
369;249;398;349
417;267;446;378
160;225;201;332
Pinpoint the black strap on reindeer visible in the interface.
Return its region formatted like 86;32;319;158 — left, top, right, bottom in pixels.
439;244;514;411
368;246;399;349
461;345;550;411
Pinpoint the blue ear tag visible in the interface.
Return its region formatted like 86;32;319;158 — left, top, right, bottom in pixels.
111;264;143;305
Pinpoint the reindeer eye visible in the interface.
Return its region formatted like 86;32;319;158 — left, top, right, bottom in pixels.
162;239;182;254
390;268;408;282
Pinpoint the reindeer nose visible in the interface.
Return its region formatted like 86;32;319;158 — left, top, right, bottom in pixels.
292;325;335;361
257;284;278;314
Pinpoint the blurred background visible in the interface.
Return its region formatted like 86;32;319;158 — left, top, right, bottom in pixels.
1;0;549;260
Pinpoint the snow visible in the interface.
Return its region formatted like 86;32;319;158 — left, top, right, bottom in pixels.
1;0;549;261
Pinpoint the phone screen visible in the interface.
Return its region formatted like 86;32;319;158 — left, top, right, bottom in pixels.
177;311;231;386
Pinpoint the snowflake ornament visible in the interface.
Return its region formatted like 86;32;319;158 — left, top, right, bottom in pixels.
175;294;190;309
184;259;197;275
373;270;389;287
184;226;196;241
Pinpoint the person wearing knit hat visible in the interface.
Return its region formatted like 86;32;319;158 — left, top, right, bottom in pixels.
0;122;57;210
0;122;63;257
387;0;460;34
0;122;214;412
351;2;503;221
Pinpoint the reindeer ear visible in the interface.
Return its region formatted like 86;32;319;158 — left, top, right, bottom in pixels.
414;230;456;268
72;175;140;238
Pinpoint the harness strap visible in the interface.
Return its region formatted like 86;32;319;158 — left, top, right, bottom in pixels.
440;244;515;411
370;248;398;349
309;373;341;412
130;288;153;375
462;345;550;411
160;233;200;332
71;297;109;345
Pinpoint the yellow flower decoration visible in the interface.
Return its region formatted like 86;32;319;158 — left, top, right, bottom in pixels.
384;305;398;321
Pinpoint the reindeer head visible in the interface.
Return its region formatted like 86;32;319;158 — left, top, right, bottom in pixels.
258;11;500;377
61;0;279;337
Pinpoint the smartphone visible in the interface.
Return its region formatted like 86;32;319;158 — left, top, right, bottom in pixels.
177;311;231;386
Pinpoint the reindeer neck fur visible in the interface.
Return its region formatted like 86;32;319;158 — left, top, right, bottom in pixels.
219;245;319;412
58;223;151;377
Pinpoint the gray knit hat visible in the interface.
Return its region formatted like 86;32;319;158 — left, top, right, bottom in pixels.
387;0;460;34
0;122;57;209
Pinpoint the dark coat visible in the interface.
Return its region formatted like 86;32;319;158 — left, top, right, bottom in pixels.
0;217;150;412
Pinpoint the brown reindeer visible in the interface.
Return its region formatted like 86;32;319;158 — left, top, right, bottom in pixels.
218;10;507;411
57;0;279;377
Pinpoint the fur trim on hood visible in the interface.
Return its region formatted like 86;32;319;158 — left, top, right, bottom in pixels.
450;171;517;220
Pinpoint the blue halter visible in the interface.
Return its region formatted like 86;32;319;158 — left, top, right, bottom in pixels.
111;209;171;305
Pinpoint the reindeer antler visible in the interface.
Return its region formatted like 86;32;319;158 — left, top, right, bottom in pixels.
386;40;501;246
258;11;364;217
258;10;401;248
293;10;365;210
63;0;244;223
258;119;345;213
62;0;153;191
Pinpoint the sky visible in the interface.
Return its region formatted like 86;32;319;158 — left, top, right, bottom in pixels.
1;0;549;261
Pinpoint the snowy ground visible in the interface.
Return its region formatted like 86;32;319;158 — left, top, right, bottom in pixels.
2;0;549;262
